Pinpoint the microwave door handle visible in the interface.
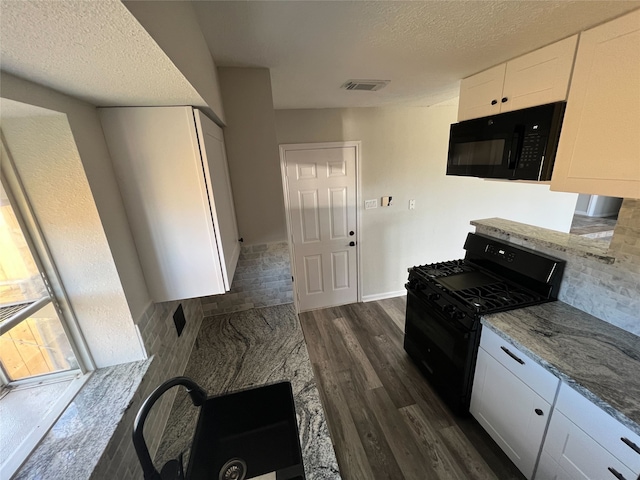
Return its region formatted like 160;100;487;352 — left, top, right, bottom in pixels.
508;125;525;170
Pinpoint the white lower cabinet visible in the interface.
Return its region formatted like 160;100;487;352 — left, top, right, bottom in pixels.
537;383;640;480
472;329;640;480
537;411;636;480
471;328;559;479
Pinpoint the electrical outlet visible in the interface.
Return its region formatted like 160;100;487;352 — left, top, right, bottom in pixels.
173;304;186;337
365;199;378;209
409;199;415;210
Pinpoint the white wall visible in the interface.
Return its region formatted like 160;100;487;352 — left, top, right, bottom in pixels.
123;1;226;125
1;73;149;366
218;68;287;245
275;102;579;298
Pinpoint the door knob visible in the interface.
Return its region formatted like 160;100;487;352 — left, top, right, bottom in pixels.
491;99;498;105
349;231;355;236
535;408;544;416
501;97;508;103
349;241;356;247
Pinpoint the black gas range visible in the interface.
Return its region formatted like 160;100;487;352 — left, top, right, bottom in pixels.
403;232;565;414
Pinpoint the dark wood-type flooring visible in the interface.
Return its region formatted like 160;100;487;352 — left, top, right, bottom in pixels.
299;297;525;480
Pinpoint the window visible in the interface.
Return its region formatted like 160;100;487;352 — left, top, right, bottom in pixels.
0;124;93;478
0;179;80;385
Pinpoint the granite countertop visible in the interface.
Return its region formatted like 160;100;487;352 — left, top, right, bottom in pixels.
470;218;616;264
482;301;640;436
15;359;152;479
155;303;340;480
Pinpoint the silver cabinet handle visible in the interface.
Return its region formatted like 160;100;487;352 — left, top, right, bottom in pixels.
620;437;640;455
500;346;525;365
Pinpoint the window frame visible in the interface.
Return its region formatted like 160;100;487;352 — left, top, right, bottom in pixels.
0;134;95;387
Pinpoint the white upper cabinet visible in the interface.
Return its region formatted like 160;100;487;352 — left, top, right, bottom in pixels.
550;9;640;199
457;64;506;120
100;107;240;302
458;35;578;121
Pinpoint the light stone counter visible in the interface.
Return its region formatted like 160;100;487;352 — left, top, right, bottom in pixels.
471;217;616;264
482;301;640;436
15;359;151;479
155;303;340;480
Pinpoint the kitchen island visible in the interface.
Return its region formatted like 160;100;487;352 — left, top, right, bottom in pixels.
482;301;640;436
154;303;340;480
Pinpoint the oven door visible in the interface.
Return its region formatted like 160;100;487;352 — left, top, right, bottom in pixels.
403;287;479;413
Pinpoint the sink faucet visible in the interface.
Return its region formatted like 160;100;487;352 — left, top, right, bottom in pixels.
133;376;207;480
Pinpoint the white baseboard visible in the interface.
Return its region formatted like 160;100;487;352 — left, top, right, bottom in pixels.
361;290;406;303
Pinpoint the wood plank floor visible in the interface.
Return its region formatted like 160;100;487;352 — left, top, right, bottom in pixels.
299;297;525;480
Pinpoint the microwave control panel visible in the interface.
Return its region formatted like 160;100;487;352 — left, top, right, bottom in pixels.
516;133;548;176
519;134;546;165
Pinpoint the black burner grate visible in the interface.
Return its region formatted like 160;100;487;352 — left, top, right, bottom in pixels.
454;282;543;313
413;260;475;279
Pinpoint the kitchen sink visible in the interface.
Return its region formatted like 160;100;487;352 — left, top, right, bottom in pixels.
186;381;305;480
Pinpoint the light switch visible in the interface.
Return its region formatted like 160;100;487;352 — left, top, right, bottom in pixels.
382;196;393;207
365;199;378;209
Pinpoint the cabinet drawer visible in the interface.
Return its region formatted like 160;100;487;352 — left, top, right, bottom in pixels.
479;327;559;403
541;410;637;480
556;383;640;474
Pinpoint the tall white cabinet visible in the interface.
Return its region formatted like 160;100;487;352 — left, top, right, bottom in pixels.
100;107;240;302
550;9;640;199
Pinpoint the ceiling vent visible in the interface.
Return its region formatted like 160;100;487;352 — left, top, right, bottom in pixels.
341;79;390;92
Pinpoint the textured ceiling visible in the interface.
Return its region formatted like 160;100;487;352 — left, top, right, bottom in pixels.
1;1;639;111
0;0;205;108
193;1;640;109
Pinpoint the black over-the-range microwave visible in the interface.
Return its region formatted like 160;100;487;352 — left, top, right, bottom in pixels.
446;102;566;181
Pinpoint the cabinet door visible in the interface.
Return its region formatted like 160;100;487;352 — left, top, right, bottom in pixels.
458;64;506;121
194;110;240;290
551;10;640;199
100;107;226;301
501;35;577;113
471;347;551;479
540;410;637;480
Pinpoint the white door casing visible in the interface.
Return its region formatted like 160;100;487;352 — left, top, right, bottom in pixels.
280;142;359;312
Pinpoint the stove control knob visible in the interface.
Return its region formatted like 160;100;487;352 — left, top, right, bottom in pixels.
454;311;466;320
428;293;440;301
443;304;455;313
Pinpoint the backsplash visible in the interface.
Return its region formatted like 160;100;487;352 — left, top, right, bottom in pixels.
91;298;204;478
201;242;293;317
474;199;640;336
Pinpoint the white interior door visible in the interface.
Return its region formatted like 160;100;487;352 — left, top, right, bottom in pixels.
282;143;359;311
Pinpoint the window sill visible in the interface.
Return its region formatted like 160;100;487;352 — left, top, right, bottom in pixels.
11;359;151;480
0;372;89;479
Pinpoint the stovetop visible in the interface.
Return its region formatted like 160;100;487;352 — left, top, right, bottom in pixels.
409;259;546;315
